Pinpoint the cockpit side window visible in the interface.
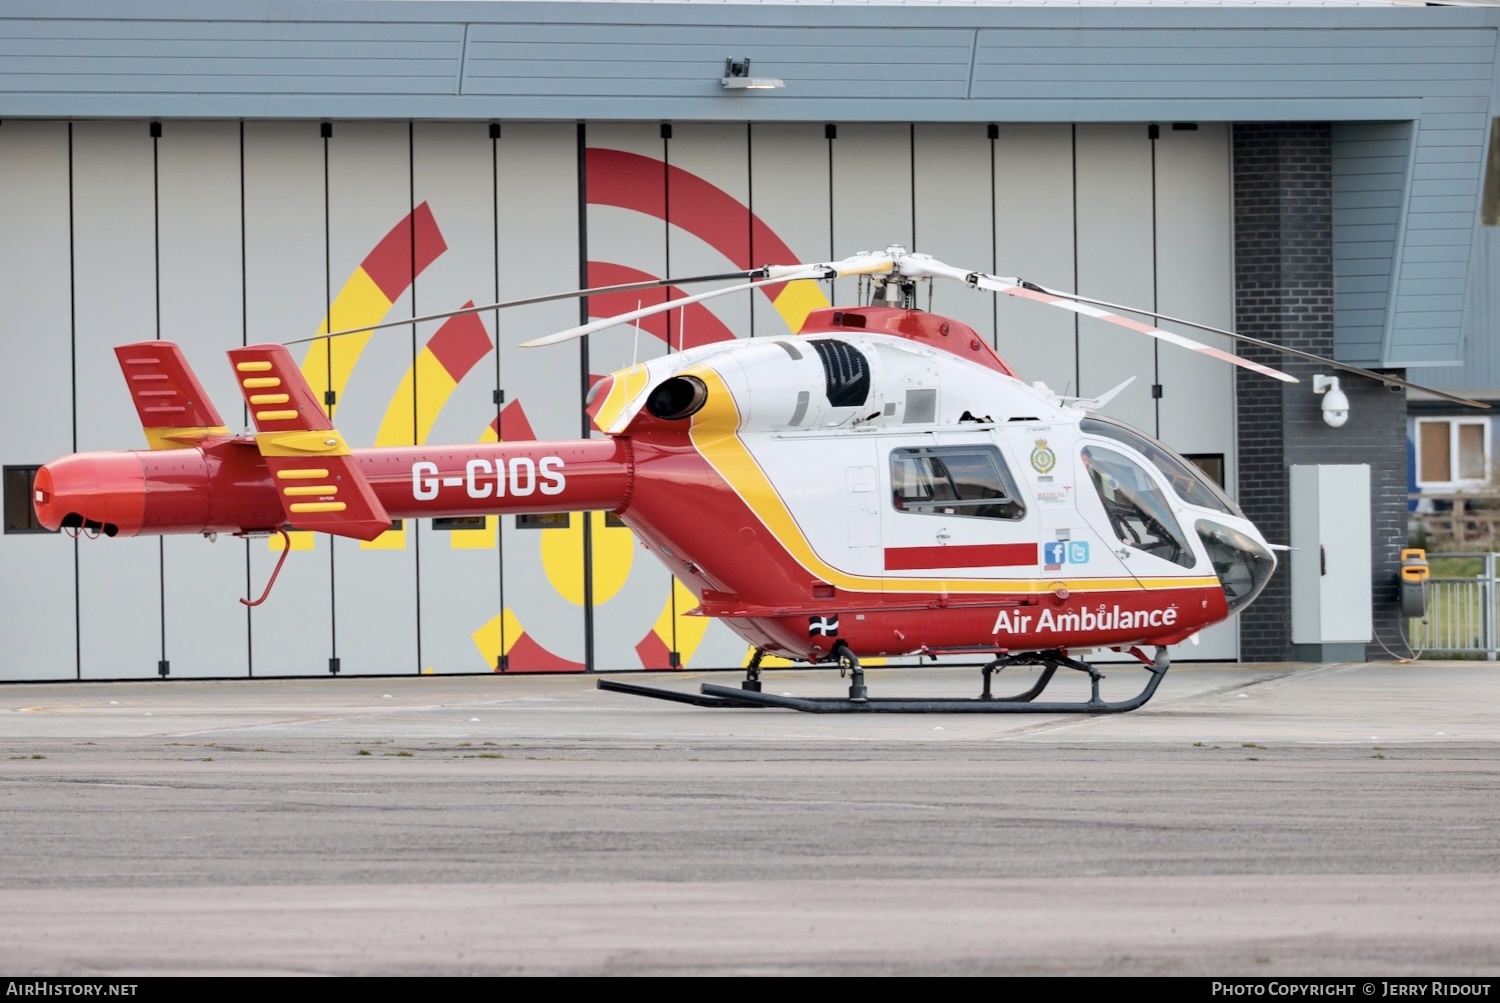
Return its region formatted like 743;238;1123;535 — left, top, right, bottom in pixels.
891;445;1025;521
1081;444;1196;568
1079;416;1242;518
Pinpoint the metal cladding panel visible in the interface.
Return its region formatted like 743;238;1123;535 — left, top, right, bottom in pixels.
1153;124;1236;662
243;121;333;677
664;123;757;669
1332;121;1413;366
1075;123;1157;436
992;123;1076;394
912;123;997;352
972;27;1496;102
0;18;464;95
71;120;162;679
463;24;973;99
0;121;76;680
585;123;677;671
747;123;833;340
830;123;913;307
156;120;250;678
412;121;503;675
495;122;584;672
326;121;419;676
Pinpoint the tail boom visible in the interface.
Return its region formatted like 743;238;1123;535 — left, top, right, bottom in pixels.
34;437;631;538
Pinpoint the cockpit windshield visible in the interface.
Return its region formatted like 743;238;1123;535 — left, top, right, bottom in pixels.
1080;416;1242;518
1081;444;1197;569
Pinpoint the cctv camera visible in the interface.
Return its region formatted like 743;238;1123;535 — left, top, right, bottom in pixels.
1313;374;1349;428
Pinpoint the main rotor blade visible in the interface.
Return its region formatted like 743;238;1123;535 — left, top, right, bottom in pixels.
1015;281;1490;410
520;253;894;348
281;270;767;347
977;276;1298;385
519;268;825;348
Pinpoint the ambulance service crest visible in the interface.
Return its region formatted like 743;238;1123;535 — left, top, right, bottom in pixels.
1029;438;1057;475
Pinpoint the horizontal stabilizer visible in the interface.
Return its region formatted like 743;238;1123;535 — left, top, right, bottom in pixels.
226;344;391;542
114;341;229;449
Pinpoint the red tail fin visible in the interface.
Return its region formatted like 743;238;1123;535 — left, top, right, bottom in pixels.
227;343;392;542
114;341;229;449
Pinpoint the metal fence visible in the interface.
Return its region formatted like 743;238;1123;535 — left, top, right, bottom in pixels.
1408;552;1499;660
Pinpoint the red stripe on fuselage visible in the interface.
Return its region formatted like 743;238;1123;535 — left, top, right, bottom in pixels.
884;543;1037;571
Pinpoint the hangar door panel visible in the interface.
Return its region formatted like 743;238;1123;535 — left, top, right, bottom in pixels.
326;122;419;675
914;124;996;349
1076;124;1158;437
831;124;913;307
1155;124;1237;662
584;123;677;670
157;121;251;677
244;122;335;677
493;123;585;672
0;122;76;680
72;122;162;679
993;124;1076;395
668;123;765;669
748;123;833;341
413;122;505;674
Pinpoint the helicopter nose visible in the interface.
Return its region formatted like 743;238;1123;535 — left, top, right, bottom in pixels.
33;452;147;537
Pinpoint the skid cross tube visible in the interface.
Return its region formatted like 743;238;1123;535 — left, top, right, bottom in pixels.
598;648;1171;714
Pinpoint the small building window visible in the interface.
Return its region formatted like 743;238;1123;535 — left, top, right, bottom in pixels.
517;513;570;530
433;516;487;531
1416;418;1489;488
1183;454;1225;489
890;445;1024;521
3;466;51;534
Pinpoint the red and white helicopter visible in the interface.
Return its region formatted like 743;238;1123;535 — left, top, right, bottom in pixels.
30;246;1483;713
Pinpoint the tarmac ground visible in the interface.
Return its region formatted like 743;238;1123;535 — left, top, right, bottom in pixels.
1;659;1498;976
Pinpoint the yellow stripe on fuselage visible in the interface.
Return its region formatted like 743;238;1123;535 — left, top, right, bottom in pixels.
684;364;1216;596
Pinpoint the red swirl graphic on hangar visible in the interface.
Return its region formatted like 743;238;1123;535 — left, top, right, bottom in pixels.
293;147;829;672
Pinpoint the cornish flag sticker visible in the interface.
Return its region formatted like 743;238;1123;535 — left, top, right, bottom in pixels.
808;615;840;637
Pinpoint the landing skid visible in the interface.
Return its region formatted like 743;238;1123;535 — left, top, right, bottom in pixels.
597;644;1171;714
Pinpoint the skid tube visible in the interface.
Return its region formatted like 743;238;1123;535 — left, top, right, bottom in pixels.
597;644;1171;714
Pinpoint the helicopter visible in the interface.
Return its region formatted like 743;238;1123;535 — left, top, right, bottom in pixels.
29;246;1487;714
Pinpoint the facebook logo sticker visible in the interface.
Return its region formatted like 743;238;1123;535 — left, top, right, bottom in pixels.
1068;541;1090;564
1043;542;1067;565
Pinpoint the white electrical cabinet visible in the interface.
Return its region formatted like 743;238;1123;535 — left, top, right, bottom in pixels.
1290;464;1372;658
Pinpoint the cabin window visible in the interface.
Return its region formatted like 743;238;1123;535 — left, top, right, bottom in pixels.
1080;445;1195;568
3;466;50;534
890;446;1025;521
1416;418;1489;488
1079;416;1240;518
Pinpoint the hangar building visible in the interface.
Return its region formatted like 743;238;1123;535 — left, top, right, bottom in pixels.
0;0;1495;679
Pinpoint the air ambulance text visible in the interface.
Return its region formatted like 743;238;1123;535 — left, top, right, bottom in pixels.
992;604;1178;635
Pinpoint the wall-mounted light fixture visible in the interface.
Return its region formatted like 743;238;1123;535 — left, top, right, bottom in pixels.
721;57;783;91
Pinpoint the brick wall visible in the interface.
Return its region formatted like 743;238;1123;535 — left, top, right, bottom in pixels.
1233;123;1408;662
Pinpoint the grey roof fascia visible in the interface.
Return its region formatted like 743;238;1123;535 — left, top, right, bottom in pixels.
7;0;1500;29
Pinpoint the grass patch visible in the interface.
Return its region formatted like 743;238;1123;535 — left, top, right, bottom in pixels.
356;749;371;756
383;751;413;757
